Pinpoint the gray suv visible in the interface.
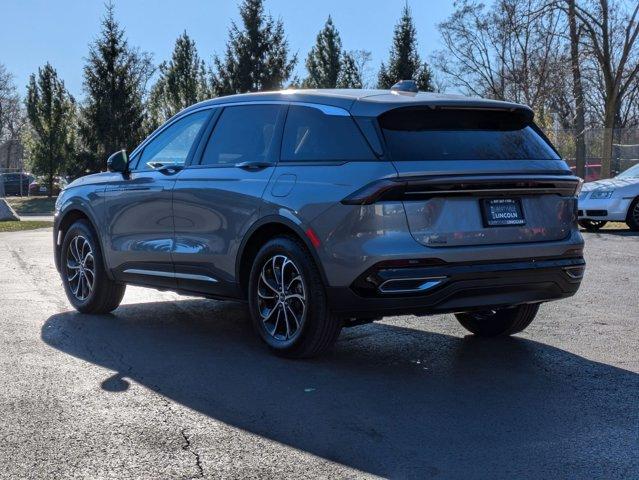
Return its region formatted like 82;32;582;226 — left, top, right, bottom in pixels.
54;87;585;357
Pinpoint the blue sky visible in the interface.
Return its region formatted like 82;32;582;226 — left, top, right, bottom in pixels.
0;0;456;98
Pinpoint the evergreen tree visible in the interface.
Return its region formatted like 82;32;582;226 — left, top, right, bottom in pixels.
378;4;434;91
303;17;368;89
303;16;343;88
79;2;152;172
25;63;75;196
148;32;210;127
212;0;296;95
337;51;364;88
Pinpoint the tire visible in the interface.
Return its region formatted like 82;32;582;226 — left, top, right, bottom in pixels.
248;235;342;358
578;219;607;231
626;197;639;231
455;304;540;337
60;219;126;314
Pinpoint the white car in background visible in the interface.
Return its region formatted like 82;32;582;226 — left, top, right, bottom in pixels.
578;163;639;231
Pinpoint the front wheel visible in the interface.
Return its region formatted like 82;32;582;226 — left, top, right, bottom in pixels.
626;198;639;231
248;236;342;358
61;219;126;313
578;219;607;231
455;304;540;337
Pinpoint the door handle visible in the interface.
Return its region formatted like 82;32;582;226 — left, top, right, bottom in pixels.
158;165;184;175
236;161;274;171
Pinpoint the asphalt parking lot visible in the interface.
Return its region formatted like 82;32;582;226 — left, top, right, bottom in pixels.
0;228;637;479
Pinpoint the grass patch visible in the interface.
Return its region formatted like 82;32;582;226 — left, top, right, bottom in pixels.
5;196;56;215
0;220;53;232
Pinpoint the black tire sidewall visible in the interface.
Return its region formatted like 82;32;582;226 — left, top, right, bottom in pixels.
626;198;639;231
248;236;327;353
60;220;107;312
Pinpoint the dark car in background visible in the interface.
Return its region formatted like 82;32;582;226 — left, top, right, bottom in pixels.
0;172;33;196
29;176;67;196
53;86;585;358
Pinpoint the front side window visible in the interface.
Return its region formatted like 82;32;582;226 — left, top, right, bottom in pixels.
281;106;373;162
380;108;560;161
200;105;281;166
137;110;211;171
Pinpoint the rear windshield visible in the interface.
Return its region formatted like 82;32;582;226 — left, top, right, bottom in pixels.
379;108;559;161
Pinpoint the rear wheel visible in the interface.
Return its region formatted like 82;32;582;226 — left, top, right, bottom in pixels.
578;219;607;231
61;220;126;314
626;197;639;231
248;236;342;358
455;304;540;337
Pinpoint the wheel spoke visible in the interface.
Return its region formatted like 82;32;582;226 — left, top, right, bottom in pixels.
281;302;291;339
270;306;282;337
261;302;280;323
258;289;277;299
260;270;279;294
286;275;301;291
66;260;80;270
285;303;301;331
285;293;305;302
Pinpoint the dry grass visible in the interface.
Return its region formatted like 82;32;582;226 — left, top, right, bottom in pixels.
0;220;53;232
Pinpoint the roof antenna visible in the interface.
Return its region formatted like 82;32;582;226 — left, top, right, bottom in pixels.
390;80;418;96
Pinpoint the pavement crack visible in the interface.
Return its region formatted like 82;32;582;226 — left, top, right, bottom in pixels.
181;428;204;479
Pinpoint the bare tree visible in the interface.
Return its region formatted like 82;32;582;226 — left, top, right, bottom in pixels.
570;0;639;177
0;64;25;170
436;0;565;125
567;0;587;178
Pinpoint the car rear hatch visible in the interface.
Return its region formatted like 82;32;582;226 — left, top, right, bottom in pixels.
377;106;579;247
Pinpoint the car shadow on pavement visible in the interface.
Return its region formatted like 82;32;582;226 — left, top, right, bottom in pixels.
42;300;639;479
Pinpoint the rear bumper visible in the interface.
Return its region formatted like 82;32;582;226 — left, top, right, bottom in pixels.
327;257;585;318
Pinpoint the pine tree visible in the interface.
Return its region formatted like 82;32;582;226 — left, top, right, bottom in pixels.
337;51;363;88
378;4;434;91
304;16;343;88
148;32;210;127
212;0;296;95
25;63;75;196
79;2;152;172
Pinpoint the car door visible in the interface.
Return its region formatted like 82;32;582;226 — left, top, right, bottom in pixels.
103;109;212;289
171;103;285;297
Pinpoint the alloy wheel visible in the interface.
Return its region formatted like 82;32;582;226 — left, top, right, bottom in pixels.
257;254;306;341
66;235;95;301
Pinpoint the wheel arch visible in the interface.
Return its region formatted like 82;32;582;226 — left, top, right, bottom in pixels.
236;215;328;298
56;206;111;278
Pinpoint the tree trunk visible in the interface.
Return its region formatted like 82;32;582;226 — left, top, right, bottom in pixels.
601;102;616;179
567;0;586;178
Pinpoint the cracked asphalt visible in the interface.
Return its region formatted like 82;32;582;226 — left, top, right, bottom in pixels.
0;227;638;479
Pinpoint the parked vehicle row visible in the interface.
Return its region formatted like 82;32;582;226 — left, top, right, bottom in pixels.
0;173;68;197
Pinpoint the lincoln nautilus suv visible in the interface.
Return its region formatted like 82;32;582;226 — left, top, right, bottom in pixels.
54;85;585;357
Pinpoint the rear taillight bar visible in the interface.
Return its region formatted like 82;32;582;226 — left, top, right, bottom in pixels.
341;174;581;205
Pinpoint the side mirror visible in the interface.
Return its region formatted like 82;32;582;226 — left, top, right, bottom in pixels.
107;150;129;173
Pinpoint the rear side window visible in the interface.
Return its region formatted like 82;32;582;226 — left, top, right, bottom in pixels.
200;105;281;166
281;106;373;161
379;108;559;161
